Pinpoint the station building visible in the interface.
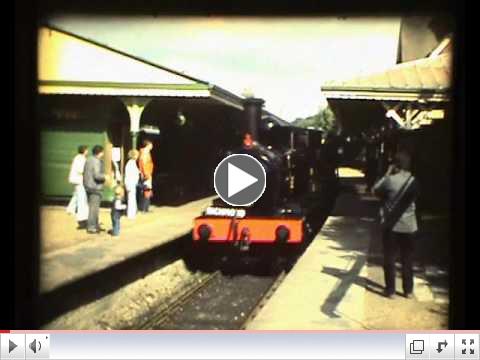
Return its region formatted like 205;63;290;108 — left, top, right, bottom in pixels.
38;26;287;203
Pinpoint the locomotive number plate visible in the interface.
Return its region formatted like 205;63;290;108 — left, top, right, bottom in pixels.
205;207;246;218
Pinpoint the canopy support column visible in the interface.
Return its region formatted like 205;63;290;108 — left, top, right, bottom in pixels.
120;98;152;150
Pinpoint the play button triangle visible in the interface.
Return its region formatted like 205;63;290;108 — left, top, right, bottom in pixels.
9;340;17;353
228;162;258;197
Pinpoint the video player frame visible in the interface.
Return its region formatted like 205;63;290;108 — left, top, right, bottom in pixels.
12;0;467;334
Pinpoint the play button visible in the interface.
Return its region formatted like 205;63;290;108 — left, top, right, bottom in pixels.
214;154;266;206
1;334;26;359
9;340;17;353
227;163;258;197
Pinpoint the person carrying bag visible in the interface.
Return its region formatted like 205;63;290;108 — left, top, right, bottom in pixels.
378;172;417;231
373;151;420;299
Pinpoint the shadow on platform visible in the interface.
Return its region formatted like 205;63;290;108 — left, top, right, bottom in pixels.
320;177;449;319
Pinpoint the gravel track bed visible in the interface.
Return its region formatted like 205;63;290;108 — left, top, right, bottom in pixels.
43;259;201;329
152;271;284;330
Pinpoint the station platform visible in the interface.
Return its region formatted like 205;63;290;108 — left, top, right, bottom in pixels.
247;173;449;330
40;196;215;294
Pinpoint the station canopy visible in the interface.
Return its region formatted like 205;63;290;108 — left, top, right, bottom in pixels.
321;44;452;102
37;26;245;110
321;37;453;132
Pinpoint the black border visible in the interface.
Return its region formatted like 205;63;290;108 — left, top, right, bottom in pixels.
449;0;469;329
13;0;467;329
12;0;40;329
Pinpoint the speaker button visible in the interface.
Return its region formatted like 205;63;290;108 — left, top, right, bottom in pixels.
25;334;50;359
1;334;25;359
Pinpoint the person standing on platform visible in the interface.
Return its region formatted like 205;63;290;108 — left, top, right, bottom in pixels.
138;140;154;213
373;151;419;299
66;145;89;229
124;149;140;219
83;145;107;234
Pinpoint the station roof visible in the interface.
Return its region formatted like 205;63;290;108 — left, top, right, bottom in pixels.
38;26;246;110
321;38;452;103
38;25;291;126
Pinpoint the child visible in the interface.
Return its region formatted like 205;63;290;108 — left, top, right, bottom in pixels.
111;185;127;237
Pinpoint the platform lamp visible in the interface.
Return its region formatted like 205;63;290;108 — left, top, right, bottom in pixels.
177;110;187;126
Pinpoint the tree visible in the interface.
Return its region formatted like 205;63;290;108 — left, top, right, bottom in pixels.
292;106;337;134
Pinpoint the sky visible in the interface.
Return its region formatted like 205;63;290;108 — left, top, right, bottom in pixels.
48;16;401;122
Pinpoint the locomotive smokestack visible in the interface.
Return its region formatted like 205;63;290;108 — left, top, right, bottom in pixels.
243;97;265;141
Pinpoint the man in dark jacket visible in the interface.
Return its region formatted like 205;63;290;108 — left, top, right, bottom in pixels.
373;151;419;299
83;145;107;233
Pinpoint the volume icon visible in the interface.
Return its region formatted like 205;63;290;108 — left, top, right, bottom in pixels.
29;339;41;354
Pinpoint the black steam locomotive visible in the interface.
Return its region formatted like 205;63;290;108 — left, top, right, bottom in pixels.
193;98;339;254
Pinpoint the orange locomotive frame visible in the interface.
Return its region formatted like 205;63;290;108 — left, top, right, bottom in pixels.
193;216;304;244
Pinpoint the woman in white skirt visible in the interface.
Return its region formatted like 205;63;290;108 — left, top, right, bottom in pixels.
66;145;89;228
124;149;140;219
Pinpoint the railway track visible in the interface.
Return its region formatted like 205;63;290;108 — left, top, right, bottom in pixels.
140;268;287;330
239;270;286;329
137;271;221;329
